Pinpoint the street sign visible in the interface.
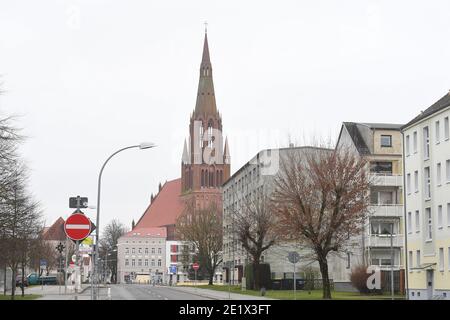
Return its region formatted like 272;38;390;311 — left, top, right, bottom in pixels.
192;263;199;271
56;242;65;254
40;259;47;268
169;265;177;274
64;213;92;241
69;196;88;209
288;251;300;264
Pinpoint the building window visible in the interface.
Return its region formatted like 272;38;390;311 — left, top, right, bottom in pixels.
152;248;155;254
446;160;450;182
158;259;162;267
447;203;450;227
132;259;135;267
406;174;411;194
445;117;449;140
407;212;412;233
138;248;142;254
413;131;418;153
423;126;430;159
125;259;129;266
415;210;420;233
439;248;444;271
424;167;431;199
436;120;441;143
437;163;442;186
448;247;450;271
138;259;142;266
426;207;432;241
158;248;162;254
406;135;410;156
132;248;135;254
370;162;393;175
416;250;421;268
380;135;392;147
151;259;155;267
145;248;148;254
371;222;394;235
409;251;413;271
144;259;148;266
126;248;129;254
414;170;419;192
438;205;443;228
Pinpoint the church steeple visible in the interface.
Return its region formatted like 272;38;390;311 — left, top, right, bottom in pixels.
194;32;217;116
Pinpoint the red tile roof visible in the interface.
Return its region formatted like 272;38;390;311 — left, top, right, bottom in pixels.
123;227;167;238
42;217;67;241
134;178;185;230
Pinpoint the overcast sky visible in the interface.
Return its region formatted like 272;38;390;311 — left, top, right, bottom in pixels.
1;0;450;233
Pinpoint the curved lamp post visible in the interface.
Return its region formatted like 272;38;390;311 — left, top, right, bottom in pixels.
92;142;156;300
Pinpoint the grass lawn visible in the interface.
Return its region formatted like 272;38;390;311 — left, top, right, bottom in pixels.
188;285;405;300
0;294;42;300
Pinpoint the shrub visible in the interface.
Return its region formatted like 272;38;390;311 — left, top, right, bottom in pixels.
350;265;381;294
244;263;271;290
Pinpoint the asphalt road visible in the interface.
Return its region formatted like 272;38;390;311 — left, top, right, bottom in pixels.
110;284;211;300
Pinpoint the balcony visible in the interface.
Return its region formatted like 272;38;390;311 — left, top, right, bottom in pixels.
369;204;403;217
370;173;403;187
367;234;404;247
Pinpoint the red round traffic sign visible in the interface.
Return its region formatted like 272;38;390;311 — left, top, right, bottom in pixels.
64;213;92;241
193;263;199;271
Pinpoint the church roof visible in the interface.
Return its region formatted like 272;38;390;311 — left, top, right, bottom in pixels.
42;217;66;241
134;178;184;230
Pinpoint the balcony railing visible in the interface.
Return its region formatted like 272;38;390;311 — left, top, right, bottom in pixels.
369;204;403;217
370;173;403;186
367;234;404;247
369;264;404;271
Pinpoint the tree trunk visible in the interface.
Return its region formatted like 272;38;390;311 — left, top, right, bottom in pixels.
3;265;6;295
253;262;260;290
318;256;332;299
21;263;25;297
10;268;16;300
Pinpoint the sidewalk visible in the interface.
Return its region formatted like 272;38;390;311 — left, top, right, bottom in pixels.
169;286;275;300
25;284;108;300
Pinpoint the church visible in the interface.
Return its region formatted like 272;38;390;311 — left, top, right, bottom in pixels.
117;31;230;284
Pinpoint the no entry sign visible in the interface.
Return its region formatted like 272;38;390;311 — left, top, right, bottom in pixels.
192;263;199;271
64;213;92;241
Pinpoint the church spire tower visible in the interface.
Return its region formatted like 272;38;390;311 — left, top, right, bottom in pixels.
181;30;230;200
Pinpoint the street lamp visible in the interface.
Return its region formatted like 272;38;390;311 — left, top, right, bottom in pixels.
92;142;156;300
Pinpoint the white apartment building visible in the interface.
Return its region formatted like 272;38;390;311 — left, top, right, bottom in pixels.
402;92;450;300
117;227;167;284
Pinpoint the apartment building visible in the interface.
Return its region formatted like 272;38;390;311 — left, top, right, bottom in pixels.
402;92;450;300
336;122;405;284
222;146;337;285
117;227;167;284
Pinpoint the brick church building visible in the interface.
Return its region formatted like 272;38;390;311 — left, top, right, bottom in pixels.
117;31;230;284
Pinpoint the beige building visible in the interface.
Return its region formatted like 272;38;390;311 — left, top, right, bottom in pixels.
335;122;405;290
402;92;450;299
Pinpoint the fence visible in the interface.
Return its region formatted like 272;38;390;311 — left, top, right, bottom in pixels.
271;278;334;291
380;269;405;294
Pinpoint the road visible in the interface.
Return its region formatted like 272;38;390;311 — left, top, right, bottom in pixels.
110;284;211;300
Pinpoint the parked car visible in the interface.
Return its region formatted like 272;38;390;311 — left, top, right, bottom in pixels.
16;275;29;287
27;273;58;285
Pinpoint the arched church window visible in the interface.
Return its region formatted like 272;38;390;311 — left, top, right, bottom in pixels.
199;122;204;149
208;121;213;147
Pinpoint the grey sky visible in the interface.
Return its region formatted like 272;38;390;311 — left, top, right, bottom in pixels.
1;0;449;232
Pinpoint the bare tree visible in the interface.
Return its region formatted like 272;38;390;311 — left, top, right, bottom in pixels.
176;199;223;285
0;162;43;299
99;219;128;283
229;191;278;290
272;148;371;299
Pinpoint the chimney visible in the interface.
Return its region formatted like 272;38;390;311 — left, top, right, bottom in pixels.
150;193;154;203
158;182;162;192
